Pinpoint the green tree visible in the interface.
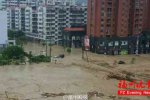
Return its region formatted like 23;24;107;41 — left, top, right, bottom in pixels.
66;47;71;54
2;46;25;60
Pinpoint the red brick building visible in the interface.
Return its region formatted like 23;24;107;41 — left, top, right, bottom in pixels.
87;0;116;37
87;0;150;37
116;0;130;37
144;0;150;30
130;0;148;35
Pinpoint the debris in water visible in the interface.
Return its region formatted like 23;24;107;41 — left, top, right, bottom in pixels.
41;92;71;97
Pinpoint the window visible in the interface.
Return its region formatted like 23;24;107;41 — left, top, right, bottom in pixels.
108;42;113;46
101;29;104;32
101;12;104;16
99;42;104;46
0;44;4;48
121;41;128;45
115;41;119;46
101;7;104;11
146;43;149;47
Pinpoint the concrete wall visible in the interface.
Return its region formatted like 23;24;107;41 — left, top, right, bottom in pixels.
0;10;7;45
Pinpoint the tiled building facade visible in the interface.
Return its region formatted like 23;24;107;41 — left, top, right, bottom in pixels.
87;0;150;37
87;0;150;54
7;5;87;43
2;0;77;9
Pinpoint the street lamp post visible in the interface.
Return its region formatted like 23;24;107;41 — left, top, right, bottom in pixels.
136;35;139;55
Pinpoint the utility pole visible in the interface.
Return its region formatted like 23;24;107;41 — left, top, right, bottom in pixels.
49;27;52;62
46;39;48;57
136;35;139;55
49;37;52;62
46;37;52;62
82;37;84;59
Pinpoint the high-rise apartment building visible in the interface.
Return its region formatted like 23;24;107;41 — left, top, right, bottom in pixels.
2;0;77;9
87;0;149;37
5;0;87;44
7;5;87;43
116;0;130;37
143;0;150;31
87;0;116;37
129;0;148;35
87;0;150;55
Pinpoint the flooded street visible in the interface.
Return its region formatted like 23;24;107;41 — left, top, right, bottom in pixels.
0;63;107;100
0;43;150;100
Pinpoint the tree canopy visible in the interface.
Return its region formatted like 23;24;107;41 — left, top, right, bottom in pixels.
2;46;25;60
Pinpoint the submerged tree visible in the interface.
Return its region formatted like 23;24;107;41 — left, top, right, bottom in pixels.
2;46;25;60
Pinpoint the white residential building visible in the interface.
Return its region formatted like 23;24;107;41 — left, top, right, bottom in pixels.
25;6;32;33
0;10;8;49
7;5;87;43
45;0;76;5
6;0;87;44
2;0;77;9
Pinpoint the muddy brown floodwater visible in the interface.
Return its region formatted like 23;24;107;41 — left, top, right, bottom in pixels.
0;42;149;100
0;63;110;100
